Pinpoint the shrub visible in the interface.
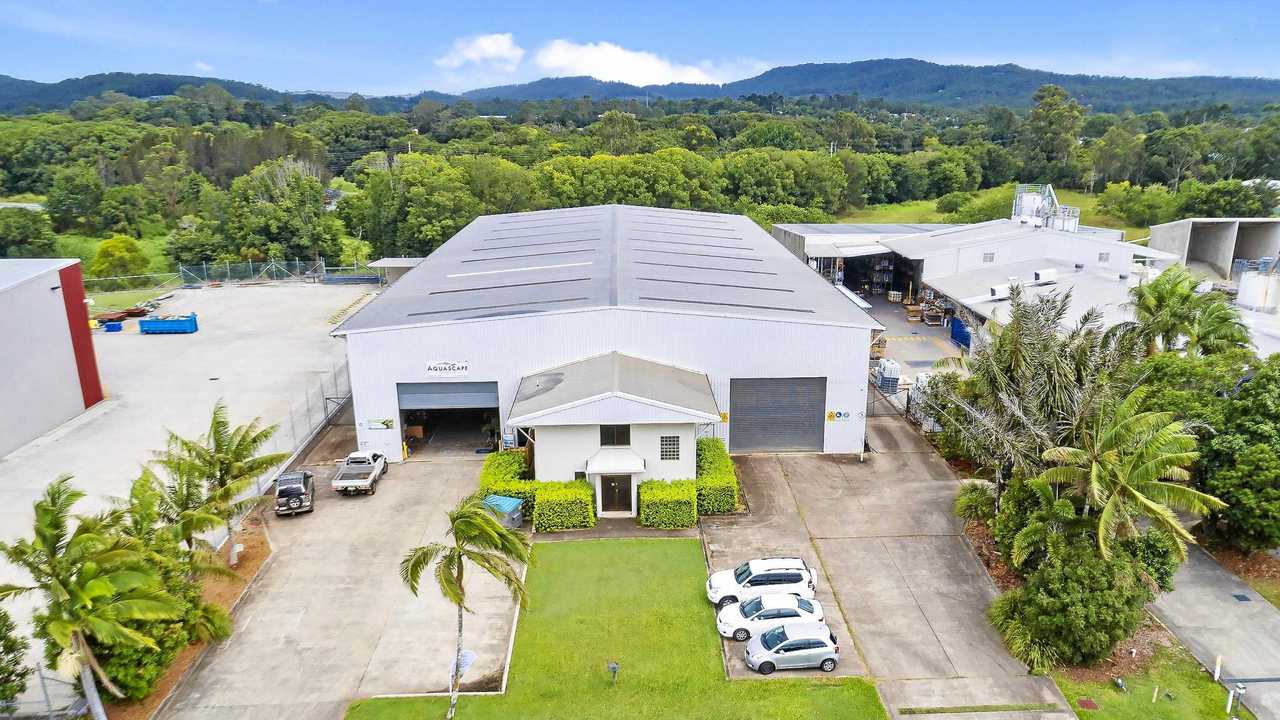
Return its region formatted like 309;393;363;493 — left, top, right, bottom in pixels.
695;437;739;514
990;476;1040;563
638;480;698;529
96;617;189;700
989;543;1151;671
954;481;996;523
1119;529;1180;593
935;191;975;214
0;607;29;713
1203;443;1280;552
478;450;538;517
533;480;596;531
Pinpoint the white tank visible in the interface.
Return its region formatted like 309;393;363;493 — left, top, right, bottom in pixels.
1237;271;1280;312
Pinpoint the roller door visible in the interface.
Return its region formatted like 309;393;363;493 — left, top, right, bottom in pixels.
729;377;826;452
397;382;499;410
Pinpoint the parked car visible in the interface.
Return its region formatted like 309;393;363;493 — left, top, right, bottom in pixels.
717;594;824;642
332;451;387;495
743;622;840;675
274;471;316;516
705;557;816;609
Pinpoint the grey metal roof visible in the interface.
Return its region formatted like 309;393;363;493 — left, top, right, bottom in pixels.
367;257;425;268
508;351;720;422
774;222;958;236
925;258;1136;328
0;258;77;294
334;205;882;334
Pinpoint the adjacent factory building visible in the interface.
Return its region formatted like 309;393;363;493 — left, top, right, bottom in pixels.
0;258;103;457
335;205;881;516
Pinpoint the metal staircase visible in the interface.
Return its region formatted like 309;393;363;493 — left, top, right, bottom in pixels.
1012;183;1080;232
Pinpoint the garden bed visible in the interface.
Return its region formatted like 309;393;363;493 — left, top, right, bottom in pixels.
107;511;273;720
961;520;1022;592
1209;545;1280;608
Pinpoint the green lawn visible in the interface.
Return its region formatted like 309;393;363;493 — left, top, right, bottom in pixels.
1054;643;1256;720
839;187;1149;242
1247;576;1280;608
87;286;175;312
346;539;885;720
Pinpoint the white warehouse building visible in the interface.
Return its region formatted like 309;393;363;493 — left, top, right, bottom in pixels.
334;205;881;516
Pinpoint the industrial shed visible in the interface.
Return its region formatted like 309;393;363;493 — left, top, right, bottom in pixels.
334;205;881;516
0;259;103;458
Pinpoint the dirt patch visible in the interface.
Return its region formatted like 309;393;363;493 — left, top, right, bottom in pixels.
1056;616;1177;684
1211;546;1280;584
106;511;273;720
460;669;503;693
963;520;1023;592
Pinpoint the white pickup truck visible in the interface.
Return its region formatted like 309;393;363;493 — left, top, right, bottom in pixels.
332;451;387;495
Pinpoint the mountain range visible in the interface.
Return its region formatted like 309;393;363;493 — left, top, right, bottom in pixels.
3;59;1279;114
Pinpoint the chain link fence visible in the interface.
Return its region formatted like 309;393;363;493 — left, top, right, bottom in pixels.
247;361;352;496
178;259;327;284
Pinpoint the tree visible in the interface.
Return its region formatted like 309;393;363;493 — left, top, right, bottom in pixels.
1037;387;1226;560
1203;443;1280;552
989;542;1152;671
825;112;876;152
0;477;182;720
1145;126;1208;191
588;110;640;155
227;158;343;260
1092;124;1144;185
1175;179;1269;218
156;401;287;567
1019;85;1084;185
0;607;30;714
96;185;156;237
1124;265;1247;355
46;166;104;232
0;208;56;258
90;235;150;280
400;493;531;720
679;123;717;151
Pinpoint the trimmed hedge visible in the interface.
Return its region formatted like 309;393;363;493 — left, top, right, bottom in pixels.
694;437;739;515
533;480;597;531
478;450;538;517
638;480;698;529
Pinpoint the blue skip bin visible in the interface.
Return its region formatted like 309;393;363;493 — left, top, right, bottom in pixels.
103;321;123;333
139;313;199;335
483;494;525;529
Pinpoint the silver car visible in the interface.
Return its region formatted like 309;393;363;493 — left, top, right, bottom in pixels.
743;622;839;675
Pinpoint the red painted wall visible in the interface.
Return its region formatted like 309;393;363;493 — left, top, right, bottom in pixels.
57;264;104;408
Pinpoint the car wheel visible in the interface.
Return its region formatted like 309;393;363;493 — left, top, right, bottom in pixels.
757;662;775;675
732;629;749;642
369;484;377;495
820;658;837;673
717;596;737;610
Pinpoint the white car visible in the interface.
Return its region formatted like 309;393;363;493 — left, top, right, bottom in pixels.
705;557;817;609
717;594;824;642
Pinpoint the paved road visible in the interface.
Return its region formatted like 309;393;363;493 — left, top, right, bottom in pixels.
706;416;1071;719
1152;546;1280;720
158;450;516;720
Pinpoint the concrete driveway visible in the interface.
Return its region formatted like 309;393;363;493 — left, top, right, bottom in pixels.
0;283;370;707
705;416;1071;719
1152;547;1280;720
157;454;518;720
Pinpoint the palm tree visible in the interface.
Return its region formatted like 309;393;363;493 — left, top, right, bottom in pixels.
925;286;1143;494
1037;388;1227;559
1124;265;1248;356
156;401;287;566
400;493;531;720
1182;294;1249;356
1008;479;1085;569
0;477;182;720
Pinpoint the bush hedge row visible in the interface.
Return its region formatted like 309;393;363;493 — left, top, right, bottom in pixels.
695;437;739;515
638;480;698;529
533;480;597;531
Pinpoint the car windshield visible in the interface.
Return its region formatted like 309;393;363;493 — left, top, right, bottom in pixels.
739;597;763;618
761;626;788;651
797;598;813;614
733;562;752;584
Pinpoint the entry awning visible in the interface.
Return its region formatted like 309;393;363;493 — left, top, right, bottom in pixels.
586;447;646;475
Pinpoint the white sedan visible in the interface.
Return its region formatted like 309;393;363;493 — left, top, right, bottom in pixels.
716;594;824;642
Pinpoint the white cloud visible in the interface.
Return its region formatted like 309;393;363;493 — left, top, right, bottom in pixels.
533;39;766;86
193;60;214;73
435;33;524;73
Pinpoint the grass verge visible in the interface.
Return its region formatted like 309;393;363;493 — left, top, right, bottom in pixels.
899;704;1057;715
1054;642;1256;720
345;539;885;720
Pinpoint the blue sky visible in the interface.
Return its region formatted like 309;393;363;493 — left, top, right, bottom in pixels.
1;0;1276;94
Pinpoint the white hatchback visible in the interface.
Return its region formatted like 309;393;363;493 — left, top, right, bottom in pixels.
717;594;824;642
